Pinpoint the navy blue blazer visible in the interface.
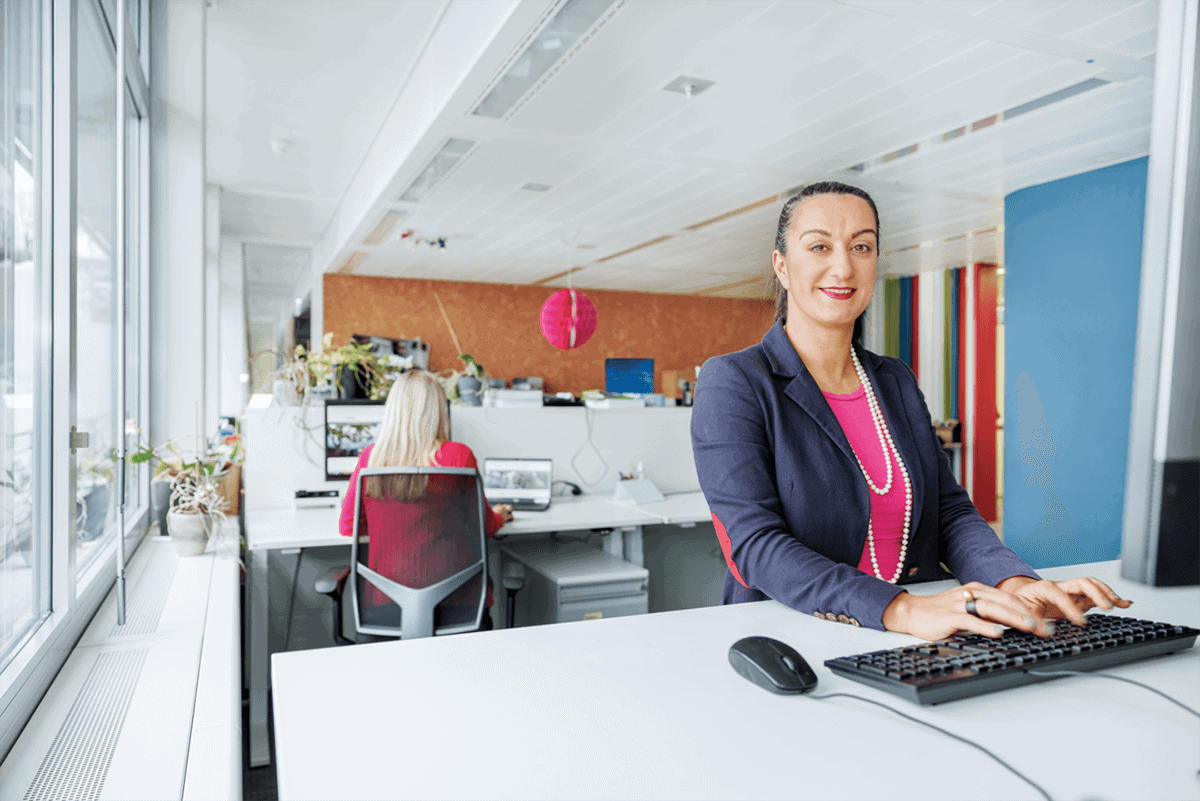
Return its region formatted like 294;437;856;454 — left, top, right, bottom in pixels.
691;320;1037;630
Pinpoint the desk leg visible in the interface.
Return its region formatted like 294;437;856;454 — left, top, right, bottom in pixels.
602;530;623;560
621;526;644;567
248;547;271;768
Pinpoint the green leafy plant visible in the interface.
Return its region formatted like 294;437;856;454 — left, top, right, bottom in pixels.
459;354;484;379
302;333;396;400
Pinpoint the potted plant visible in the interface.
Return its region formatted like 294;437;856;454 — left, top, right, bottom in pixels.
165;467;227;556
455;354;486;406
302;333;395;401
128;424;238;543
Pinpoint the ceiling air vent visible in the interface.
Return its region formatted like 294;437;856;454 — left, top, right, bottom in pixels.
843;77;1111;175
521;182;553;192
471;0;622;120
398;139;475;204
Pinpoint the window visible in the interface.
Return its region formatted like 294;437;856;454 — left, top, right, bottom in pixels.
0;0;150;752
75;0;120;573
0;0;47;669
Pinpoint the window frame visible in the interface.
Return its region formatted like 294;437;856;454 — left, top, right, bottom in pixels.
0;0;151;762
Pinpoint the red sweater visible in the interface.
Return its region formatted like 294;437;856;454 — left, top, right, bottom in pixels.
339;442;505;609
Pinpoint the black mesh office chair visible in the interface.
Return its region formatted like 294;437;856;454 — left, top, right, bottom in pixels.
316;466;488;643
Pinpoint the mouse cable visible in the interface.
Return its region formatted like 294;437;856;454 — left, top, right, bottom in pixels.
808;692;1052;801
1025;669;1200;719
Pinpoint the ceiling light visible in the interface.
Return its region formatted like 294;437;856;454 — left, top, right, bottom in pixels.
473;0;618;119
662;76;715;101
398;139;475;203
522;182;553;192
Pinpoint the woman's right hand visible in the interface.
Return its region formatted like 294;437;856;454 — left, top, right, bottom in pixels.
492;503;514;523
881;581;1050;641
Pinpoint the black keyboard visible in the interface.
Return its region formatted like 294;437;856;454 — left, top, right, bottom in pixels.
825;614;1198;705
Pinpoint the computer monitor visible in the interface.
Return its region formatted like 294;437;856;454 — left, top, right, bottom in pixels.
1119;5;1199;587
605;358;654;394
324;400;386;481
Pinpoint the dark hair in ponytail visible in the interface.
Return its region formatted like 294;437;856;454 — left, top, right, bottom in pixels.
773;181;880;345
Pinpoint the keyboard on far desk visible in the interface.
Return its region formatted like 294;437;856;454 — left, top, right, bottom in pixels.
825;614;1199;705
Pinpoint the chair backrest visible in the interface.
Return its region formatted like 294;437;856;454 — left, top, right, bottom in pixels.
349;465;487;640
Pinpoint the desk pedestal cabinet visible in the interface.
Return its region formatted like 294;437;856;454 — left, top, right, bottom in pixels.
501;540;649;626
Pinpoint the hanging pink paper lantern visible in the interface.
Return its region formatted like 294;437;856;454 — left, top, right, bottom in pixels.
539;288;597;350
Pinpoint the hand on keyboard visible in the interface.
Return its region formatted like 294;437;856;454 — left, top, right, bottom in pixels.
882;581;1049;641
882;576;1132;642
1001;575;1132;626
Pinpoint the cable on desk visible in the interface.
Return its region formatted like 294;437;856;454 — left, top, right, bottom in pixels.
282;550;304;651
553;480;583;496
1025;670;1200;718
808;692;1053;801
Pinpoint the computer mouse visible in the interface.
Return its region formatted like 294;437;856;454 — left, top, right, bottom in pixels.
728;636;819;695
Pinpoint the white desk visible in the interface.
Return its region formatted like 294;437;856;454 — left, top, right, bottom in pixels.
244;491;710;767
271;561;1200;800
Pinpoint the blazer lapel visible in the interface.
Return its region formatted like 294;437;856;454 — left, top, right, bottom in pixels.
763;321;861;466
783;375;859;467
859;352;925;527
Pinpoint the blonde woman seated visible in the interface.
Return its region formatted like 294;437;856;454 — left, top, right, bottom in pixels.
339;370;513;631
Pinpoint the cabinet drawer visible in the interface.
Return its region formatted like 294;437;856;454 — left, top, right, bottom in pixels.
558;593;647;623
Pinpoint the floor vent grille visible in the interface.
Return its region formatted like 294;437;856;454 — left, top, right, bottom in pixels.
111;544;178;637
22;648;149;801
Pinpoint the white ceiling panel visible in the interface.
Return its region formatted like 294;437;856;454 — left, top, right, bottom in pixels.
209;0;1161;293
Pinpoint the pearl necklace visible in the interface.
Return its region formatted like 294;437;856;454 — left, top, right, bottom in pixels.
849;347;912;584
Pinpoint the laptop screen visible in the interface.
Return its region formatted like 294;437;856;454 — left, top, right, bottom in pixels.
483;458;553;503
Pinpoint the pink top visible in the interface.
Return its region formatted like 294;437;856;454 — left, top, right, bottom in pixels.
823;386;908;580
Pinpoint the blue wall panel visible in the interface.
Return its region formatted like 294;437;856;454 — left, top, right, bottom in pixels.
1003;158;1147;568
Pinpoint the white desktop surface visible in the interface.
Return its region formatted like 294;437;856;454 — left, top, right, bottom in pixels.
626;489;710;524
271;561;1199;800
244;492;710;547
244;491;710;766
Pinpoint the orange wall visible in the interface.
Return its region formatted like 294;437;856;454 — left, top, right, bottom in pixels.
323;274;774;396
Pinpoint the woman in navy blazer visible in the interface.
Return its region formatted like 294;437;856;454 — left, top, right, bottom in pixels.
691;182;1129;640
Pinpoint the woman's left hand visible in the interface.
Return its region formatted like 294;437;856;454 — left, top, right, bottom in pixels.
492;503;514;523
999;576;1131;626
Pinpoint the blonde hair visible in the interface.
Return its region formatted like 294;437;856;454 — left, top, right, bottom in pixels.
364;370;451;502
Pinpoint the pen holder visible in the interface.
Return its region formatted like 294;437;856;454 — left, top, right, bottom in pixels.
612;477;665;506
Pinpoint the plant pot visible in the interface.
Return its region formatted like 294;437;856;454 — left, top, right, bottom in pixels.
151;480;173;536
76;482;111;542
166;511;209;557
457;376;483;406
335;364;369;400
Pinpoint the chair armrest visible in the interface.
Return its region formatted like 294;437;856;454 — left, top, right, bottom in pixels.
315;566;349;596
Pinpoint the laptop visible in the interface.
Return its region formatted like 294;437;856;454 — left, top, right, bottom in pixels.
483;458;553;512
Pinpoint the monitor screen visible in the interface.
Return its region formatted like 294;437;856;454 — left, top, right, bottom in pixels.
325;401;386;481
483;458;552;502
605;358;654;394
